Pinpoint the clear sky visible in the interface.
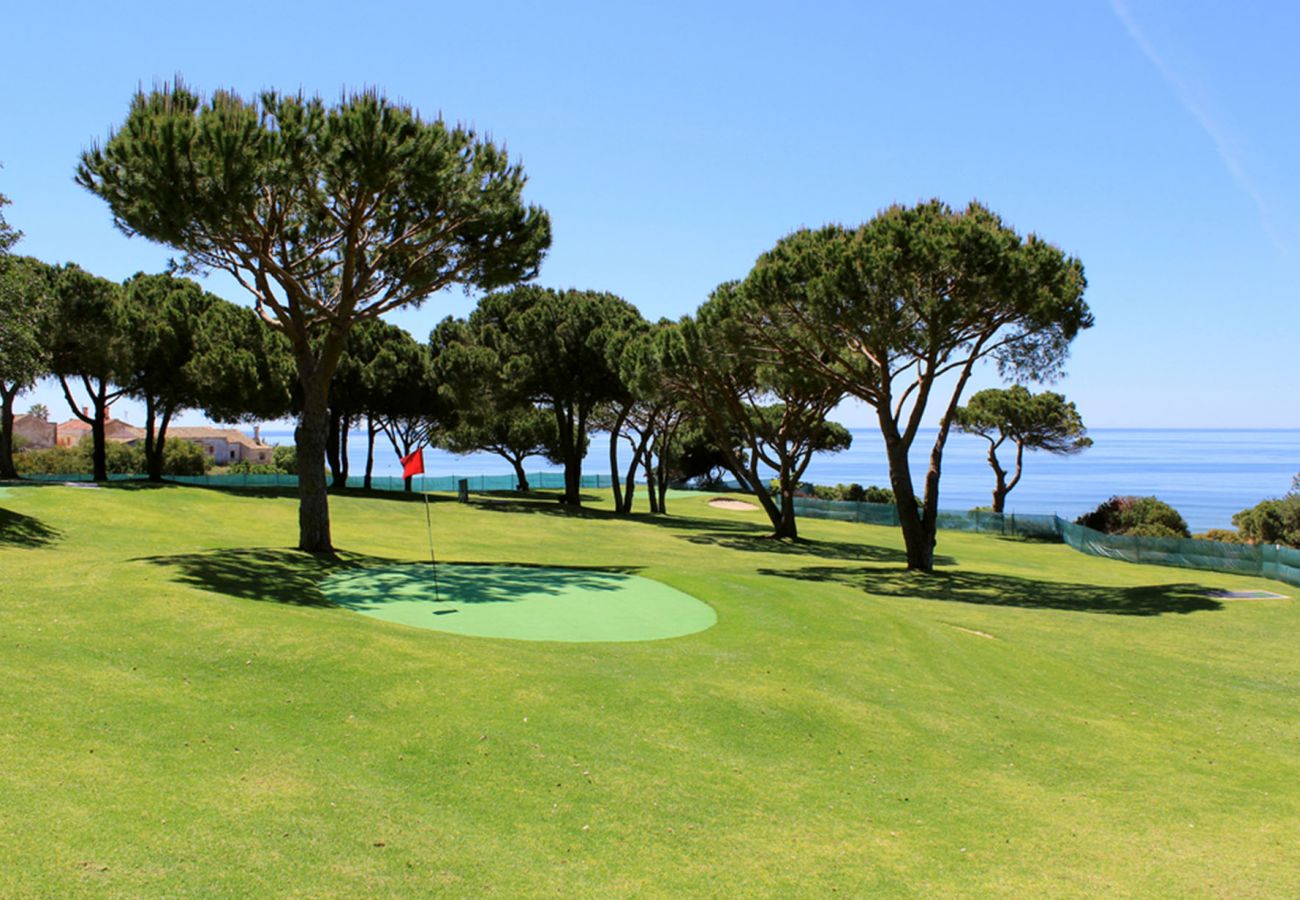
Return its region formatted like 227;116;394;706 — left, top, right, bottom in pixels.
2;0;1296;429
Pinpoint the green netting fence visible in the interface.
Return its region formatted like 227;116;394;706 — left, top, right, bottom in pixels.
789;496;1299;588
15;471;1297;588
1057;519;1300;587
16;471;613;493
790;497;1062;539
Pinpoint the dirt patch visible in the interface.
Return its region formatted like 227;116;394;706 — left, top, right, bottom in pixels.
708;498;760;511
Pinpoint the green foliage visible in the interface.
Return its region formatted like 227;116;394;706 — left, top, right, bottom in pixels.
47;264;129;388
665;418;734;486
803;483;897;504
0;166;19;253
78;81;552;548
432;405;559;466
15;436;211;476
1232;491;1300;548
14;444;85;475
119;273;211;412
436;286;645;504
1077;496;1191;539
0;255;53;393
954;385;1090;513
226;461;281;475
189;299;294;423
662;282;850;536
1197;528;1244;544
272;445;297;474
954;386;1091;454
733;200;1091;567
77;83;551;329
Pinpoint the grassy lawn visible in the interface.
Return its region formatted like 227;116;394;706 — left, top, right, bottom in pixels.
1;482;1296;896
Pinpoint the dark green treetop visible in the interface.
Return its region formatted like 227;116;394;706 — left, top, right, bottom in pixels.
438;285;644;505
737;199;1090;568
76;81;551;549
953;385;1090;512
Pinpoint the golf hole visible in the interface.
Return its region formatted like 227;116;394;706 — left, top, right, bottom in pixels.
320;563;717;642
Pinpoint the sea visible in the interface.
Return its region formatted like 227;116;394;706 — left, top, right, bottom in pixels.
262;427;1300;534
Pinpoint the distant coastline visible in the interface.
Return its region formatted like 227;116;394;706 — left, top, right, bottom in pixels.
259;426;1298;533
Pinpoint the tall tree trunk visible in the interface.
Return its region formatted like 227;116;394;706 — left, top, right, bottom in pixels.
564;446;582;505
339;414;351;487
717;439;786;538
510;456;531;492
879;410;929;570
656;455;669;515
143;397;174;482
620;428;653;514
655;419;679;515
296;373;334;554
0;384;17;479
363;416;376;490
91;381;108;483
326;410;344;489
778;487;799;539
143;392;166;478
986;439;1008;514
996;440;1025;514
557;405;585;506
609;407;627;511
772;457;798;539
642;449;659;514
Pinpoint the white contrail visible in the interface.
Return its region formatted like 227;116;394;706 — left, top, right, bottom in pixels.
1109;0;1289;257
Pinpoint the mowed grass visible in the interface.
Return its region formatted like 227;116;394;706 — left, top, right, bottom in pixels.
0;482;1297;897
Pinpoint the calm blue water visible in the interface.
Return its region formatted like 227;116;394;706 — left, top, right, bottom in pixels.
265;428;1300;533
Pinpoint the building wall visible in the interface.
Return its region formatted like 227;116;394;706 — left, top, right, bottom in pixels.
13;416;56;450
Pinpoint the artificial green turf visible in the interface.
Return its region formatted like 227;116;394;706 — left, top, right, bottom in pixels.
320;563;717;641
0;481;1297;897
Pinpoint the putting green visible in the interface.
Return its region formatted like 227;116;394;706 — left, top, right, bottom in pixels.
319;563;717;642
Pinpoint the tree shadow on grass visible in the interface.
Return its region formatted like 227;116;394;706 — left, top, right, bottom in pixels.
681;531;956;565
757;565;1224;616
179;483;463;505
326;561;645;609
133;547;397;607
0;507;62;548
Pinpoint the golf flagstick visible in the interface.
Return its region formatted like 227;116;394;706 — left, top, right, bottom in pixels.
424;491;442;604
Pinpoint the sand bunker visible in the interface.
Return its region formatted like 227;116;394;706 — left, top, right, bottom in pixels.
708;497;760;511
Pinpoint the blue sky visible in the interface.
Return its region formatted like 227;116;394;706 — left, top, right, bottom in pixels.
2;0;1296;428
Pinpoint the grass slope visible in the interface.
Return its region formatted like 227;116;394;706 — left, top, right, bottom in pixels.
0;483;1296;897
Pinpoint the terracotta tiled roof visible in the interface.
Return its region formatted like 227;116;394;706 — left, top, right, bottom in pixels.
168;427;267;448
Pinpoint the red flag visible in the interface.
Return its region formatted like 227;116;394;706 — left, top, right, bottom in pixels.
400;448;425;479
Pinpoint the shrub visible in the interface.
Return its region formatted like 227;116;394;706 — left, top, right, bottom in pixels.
1123;523;1185;539
14;444;87;475
272;444;296;474
1232;494;1300;548
797;482;897;504
14;436;211;476
1197;528;1244;544
227;461;281;475
162;439;211;475
1077;495;1190;538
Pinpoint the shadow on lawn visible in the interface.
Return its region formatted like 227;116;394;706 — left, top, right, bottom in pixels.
328;561;644;609
758;565;1225;616
134;547;396;607
179;483;464;505
0;507;62;548
683;531;956;565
